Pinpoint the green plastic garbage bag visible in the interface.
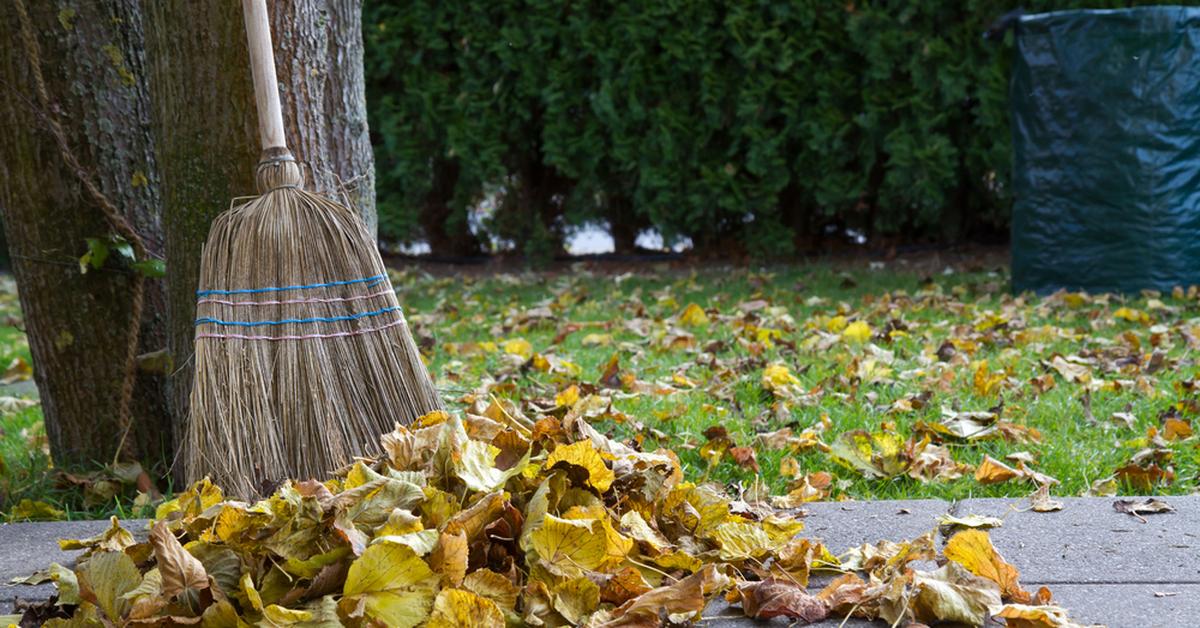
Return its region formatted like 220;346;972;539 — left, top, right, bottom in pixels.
1011;7;1200;294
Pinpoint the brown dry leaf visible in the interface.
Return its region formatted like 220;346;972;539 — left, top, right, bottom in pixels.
1047;355;1090;383
1162;417;1192;441
148;521;208;598
598;564;730;626
728;578;829;622
907;439;969;483
975;455;1019;484
815;572;868;614
599;567;652;606
430;526;469;587
1113;498;1175;523
975;455;1058;487
1028;484;1064;512
728;446;759;472
1114;462;1174;491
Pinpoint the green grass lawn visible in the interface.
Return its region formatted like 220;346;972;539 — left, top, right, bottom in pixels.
401;261;1200;502
3;260;1198;519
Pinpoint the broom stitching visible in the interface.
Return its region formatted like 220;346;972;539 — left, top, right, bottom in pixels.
195;318;406;341
196;273;386;296
195;305;402;327
198;288;394;307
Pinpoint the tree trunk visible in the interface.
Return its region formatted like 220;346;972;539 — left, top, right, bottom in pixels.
0;0;171;467
143;1;378;472
271;0;377;238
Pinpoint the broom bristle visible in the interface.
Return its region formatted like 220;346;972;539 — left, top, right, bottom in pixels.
183;158;442;498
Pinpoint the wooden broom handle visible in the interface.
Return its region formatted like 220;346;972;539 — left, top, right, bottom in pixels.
242;0;287;152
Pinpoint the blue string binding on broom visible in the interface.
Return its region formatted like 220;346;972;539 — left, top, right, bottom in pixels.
195;273;386;296
195;306;402;327
193;274;404;340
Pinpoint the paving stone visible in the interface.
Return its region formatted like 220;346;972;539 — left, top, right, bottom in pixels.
798;499;950;551
954;496;1200;584
0;519;150;613
1023;582;1200;628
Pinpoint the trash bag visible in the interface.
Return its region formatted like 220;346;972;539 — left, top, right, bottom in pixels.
1010;7;1200;294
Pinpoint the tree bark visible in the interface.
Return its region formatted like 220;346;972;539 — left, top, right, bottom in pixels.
0;0;171;467
143;1;378;470
272;0;377;237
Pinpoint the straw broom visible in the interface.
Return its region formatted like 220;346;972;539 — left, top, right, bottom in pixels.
182;0;443;498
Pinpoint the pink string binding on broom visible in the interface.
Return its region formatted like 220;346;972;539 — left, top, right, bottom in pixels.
197;288;394;307
195;317;406;341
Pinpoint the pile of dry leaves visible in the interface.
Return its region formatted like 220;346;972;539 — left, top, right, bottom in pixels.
26;406;1094;627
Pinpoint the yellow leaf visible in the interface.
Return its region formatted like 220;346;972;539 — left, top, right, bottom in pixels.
842;320;872;344
80;551;140;621
529;514;608;577
58;516;134;553
451;415;529;492
679;303;709;327
830;430;907;479
554;384;580;408
618;510;670;551
761;363;800;391
944;529;1028;602
503;338;533;359
552;577;601;624
712;521;775;561
154;477;222;521
342;542;436;628
651;549;704;573
545;440;615;493
1113;307;1149;325
663;483;734;536
10;499;65;522
973;360;1005;397
996;603;1083;627
581;333;612;347
426;588;505;628
262;605;313;624
825;315;848;332
562;506;634;567
462;569;520;613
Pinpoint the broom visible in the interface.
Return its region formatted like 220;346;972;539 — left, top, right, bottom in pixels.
182;0;443;498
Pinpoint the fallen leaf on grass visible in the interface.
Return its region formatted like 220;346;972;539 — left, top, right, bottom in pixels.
9;499;65;522
975;455;1059;487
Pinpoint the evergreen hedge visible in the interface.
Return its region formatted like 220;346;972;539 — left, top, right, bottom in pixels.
364;1;1153;259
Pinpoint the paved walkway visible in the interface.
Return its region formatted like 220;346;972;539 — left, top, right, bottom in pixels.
2;497;1196;626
